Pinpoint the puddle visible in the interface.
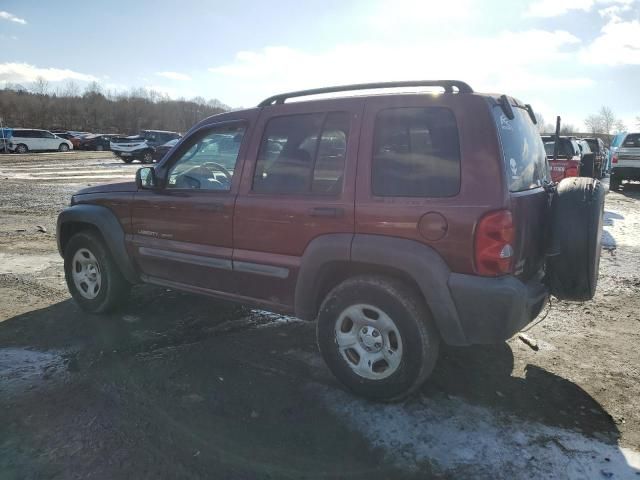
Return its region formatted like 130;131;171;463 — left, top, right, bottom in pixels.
315;386;640;478
0;347;66;395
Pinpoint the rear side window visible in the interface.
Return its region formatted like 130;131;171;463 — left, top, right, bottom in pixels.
253;112;350;195
492;106;548;192
372;107;461;197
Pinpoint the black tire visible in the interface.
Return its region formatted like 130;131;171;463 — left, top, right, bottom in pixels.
317;275;440;401
58;143;70;152
64;231;129;313
122;157;133;164
546;177;605;301
610;175;621;191
15;144;28;154
580;153;595;178
141;150;154;164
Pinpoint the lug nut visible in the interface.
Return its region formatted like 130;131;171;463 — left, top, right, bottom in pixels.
372;330;379;337
362;327;368;334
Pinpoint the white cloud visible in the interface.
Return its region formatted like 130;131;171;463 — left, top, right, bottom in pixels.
0;11;26;24
156;71;191;81
580;18;640;64
367;0;471;30
0;62;98;83
209;30;587;105
525;0;634;17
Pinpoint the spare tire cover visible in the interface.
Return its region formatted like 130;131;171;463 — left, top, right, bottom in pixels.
546;177;605;301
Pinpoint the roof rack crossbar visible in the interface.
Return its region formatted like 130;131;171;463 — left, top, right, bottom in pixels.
257;80;473;107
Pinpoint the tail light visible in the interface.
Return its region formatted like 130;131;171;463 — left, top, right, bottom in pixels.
474;210;514;276
612;153;618;164
565;166;579;177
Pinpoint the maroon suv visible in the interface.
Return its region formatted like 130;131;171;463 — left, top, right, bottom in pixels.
57;81;604;400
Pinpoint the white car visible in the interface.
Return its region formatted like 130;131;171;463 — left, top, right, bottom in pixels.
9;129;74;153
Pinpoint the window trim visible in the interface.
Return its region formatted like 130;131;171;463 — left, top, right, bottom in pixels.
370;106;462;199
161;120;247;193
251;111;351;197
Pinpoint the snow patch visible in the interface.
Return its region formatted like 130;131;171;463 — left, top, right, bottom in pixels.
318;387;640;478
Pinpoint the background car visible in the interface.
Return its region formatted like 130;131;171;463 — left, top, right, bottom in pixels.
111;129;181;163
152;138;179;161
582;137;606;178
542;135;582;182
77;134;119;151
575;139;597;178
9;129;73;153
611;132;640;191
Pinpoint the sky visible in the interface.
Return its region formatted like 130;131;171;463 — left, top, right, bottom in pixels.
0;0;639;130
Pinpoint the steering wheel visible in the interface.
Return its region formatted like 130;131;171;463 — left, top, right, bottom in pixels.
202;162;232;183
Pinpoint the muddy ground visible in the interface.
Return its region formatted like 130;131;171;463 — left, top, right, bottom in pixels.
1;152;639;479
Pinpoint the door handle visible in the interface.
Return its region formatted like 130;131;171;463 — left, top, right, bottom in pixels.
308;207;344;218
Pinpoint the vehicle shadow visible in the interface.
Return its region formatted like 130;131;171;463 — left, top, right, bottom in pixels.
1;292;638;478
619;181;640;200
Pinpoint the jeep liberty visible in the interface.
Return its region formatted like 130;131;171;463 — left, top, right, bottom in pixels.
57;81;605;400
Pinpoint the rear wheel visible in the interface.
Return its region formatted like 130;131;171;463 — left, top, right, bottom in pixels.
317;275;439;401
15;144;28;154
64;231;129;313
610;175;621;191
121;156;133;164
58;143;70;152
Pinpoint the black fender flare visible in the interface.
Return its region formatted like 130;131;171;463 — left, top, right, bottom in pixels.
56;204;138;283
294;233;468;345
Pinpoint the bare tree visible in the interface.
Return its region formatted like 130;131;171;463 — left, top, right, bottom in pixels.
584;114;603;135
599;106;616;135
31;76;49;96
560;124;575;135
613;120;627;133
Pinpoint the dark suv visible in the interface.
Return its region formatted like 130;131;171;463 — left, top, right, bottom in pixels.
57;81;604;400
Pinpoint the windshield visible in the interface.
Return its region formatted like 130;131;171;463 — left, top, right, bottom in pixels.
492;105;549;192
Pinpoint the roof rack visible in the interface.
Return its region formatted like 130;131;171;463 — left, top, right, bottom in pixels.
257;80;473;107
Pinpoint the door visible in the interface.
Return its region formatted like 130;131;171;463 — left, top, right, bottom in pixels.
130;121;248;293
42;130;59;150
233;100;362;309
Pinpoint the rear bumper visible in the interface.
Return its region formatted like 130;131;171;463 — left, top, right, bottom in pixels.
612;167;640;180
448;272;548;344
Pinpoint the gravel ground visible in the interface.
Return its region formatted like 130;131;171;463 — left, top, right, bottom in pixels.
1;152;639;479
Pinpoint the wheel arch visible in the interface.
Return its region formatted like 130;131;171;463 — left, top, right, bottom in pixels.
294;234;468;345
57;204;139;283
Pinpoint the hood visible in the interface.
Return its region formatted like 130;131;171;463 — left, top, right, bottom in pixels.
75;181;137;195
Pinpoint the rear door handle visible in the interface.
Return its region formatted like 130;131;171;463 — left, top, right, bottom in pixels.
308;207;344;218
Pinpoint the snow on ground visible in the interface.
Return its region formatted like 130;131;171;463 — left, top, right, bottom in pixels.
318;387;640;479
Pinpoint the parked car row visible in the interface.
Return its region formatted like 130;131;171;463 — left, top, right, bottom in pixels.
110;130;181;163
541;134;609;182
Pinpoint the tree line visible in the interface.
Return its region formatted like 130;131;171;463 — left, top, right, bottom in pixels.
0;78;228;134
537;106;632;142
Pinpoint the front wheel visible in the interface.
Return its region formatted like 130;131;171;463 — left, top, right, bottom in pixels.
121;156;133;164
317;275;439;401
59;143;70;152
15;144;28;154
64;231;129;313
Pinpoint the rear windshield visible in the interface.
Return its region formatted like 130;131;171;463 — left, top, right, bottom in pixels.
544;138;575;158
492;106;548;192
622;134;640;147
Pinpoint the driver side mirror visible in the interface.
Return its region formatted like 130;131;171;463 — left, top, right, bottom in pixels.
136;167;157;189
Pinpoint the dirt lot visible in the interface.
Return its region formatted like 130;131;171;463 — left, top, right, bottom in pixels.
1;152;640;479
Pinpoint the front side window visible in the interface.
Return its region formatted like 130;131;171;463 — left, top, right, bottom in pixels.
167;125;245;191
492;106;548;192
372;107;461;197
253;112;350;195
